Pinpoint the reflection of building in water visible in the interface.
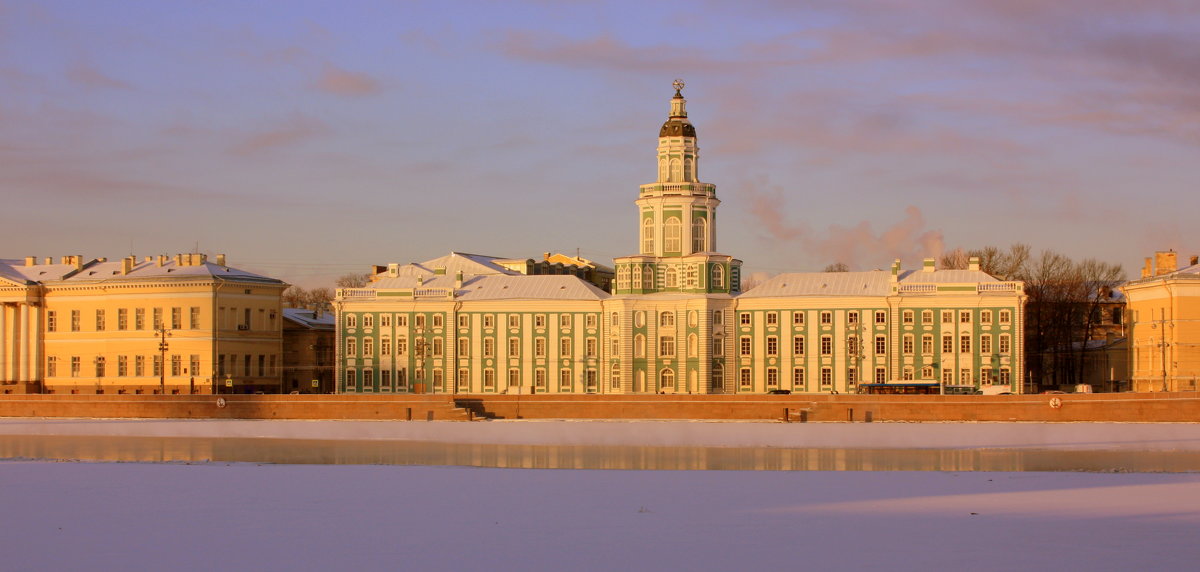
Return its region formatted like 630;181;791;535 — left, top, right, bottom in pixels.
334;82;1026;396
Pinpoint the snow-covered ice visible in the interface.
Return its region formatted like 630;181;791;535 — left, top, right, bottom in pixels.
2;419;1199;571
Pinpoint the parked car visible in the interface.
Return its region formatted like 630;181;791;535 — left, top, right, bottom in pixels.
767;389;792;395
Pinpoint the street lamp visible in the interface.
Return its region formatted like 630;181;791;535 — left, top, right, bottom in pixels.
156;327;172;395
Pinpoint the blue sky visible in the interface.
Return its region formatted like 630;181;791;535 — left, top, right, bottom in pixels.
3;0;1198;286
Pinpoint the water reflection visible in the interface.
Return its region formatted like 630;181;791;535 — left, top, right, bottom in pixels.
1;435;1197;472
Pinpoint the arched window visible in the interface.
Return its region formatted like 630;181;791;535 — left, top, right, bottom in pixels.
634;334;646;358
712;364;724;392
642;266;654;289
658;156;669;181
663;217;681;253
669;158;682;182
691;217;707;253
617;266;629;290
687;333;698;357
660;311;674;327
642;217;655;254
661;368;675;389
665;266;678;288
711;265;725;289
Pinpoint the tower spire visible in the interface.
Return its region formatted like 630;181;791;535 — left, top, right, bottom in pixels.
670;78;687;118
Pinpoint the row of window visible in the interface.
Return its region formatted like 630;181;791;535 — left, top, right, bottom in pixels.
47;354;200;378
741;309;1013;327
344;367;602;392
735;333;1013;357
345;336;601;359
641;216;707;255
731;365;1014;389
616;263;725;291
346;313;601;330
46;306;276;333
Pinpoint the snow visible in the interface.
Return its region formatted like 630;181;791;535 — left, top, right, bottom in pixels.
2;419;1200;571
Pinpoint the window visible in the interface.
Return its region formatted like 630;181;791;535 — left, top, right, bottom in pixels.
820;368;832;389
535;338;547;357
483;369;495;391
820;311;832;325
875;311;886;324
922;334;934;354
999;310;1011;324
611;369;620;389
739;368;752;389
432;338;443;357
902;367;913;381
508;368;520;388
432;315;443;328
766;336;778;356
397;337;408;356
687;334;697;357
47;311;57;332
712;365;723;390
1111;307;1123;325
171;307;182;329
153;355;162;377
922;310;933;325
509;315;520;329
739;313;751;326
381;315;392;328
71;310;80;332
586;370;598;392
415;315;425;329
981;335;992;354
396;368;408;390
457;338;468;357
483;314;494;328
660;312;675;327
848;368;857;386
692;217;707;253
169;356;181;377
397;315;408;327
981;310;993;325
665;267;678;288
381;337;392;356
135;308;145;330
346;338;357;357
875;367;887;383
117;309;127;331
135;356;145;377
461;369;472;391
71;356;80;377
688;311;698;328
942;311;953;324
95;310;106;331
820;336;832;355
586;314;597;329
792;368;805;391
903;310;914;324
766;368;778;388
536;369;547;390
611;338;619;356
960;311;971;324
346;314;357;328
960;369;972;384
586;338;597;357
345;370;356;391
664;216;682;252
611;313;619;327
535;315;546;328
999;334;1011;354
960;334;971;354
766;312;778;326
508;338;520;357
47;356;57;377
847;336;859;356
381;370;392;391
712;337;723;356
922;366;933;379
903;334;914;355
981;367;993;385
95;356;106;377
661;368;676;389
793;312;805;326
192;355;201;377
848;311;859;324
635;335;645;357
560;338;572;357
482;338;495;358
711;265;725;289
1000;368;1012;385
713;310;723;325
560;369;572;391
740;336;752;356
875;335;886;355
458;315;469;328
642;217;655;254
793;336;805;356
942;369;953;384
942;334;953;353
432;370;443;391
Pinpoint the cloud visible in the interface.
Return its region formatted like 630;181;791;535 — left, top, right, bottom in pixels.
66;62;131;90
740;175;944;269
228;114;329;155
312;64;381;96
496;30;739;74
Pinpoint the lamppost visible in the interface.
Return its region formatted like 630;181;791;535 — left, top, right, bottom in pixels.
156;327;171;395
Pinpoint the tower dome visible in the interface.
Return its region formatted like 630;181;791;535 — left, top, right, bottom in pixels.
659;79;696;138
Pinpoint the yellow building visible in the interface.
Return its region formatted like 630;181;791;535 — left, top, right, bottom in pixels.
0;254;287;395
1121;251;1200;392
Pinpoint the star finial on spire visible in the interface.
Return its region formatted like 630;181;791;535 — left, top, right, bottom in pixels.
672;78;685;96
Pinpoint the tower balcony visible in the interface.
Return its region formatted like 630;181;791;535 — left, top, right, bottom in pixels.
639;182;716;197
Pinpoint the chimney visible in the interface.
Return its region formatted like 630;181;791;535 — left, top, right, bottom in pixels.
968;256;980;272
417;275;424;286
216;254;226;267
1142;257;1153;278
543;252;551;261
24;256;36;266
1155;250;1177;276
43;257;51;265
455;270;463;289
121;257;134;275
387;263;399;278
1191;255;1198;267
157;255;167;267
889;259;900;282
922;258;936;273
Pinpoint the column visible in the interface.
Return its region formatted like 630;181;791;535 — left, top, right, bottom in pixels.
0;304;8;381
30;304;40;381
18;304;29;382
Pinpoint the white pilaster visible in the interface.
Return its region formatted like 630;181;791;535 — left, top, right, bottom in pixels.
18;304;29;382
30;304;40;381
0;304;8;381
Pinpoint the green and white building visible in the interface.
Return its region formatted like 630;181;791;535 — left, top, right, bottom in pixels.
335;83;1026;395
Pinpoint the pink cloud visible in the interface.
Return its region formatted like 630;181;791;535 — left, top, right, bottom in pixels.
312;64;381;96
66;62;130;90
740;176;944;269
229;114;329;155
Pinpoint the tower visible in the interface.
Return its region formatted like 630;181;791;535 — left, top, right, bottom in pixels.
612;80;741;295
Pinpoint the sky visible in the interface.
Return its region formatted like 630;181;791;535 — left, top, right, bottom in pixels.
2;0;1199;288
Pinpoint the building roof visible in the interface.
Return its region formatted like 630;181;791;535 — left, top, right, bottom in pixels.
0;255;284;286
373;252;517;284
740;267;1006;298
455;275;609;301
283;308;336;329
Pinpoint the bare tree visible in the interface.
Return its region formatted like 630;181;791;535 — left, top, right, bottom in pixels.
823;262;849;272
281;285;336;309
940;243;1030;280
335;272;371;288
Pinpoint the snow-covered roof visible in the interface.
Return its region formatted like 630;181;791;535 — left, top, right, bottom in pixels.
380;252;516;281
0;259;77;284
898;269;999;284
0;256;284;286
455;275;609;301
739;271;892;297
283;308;336;329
